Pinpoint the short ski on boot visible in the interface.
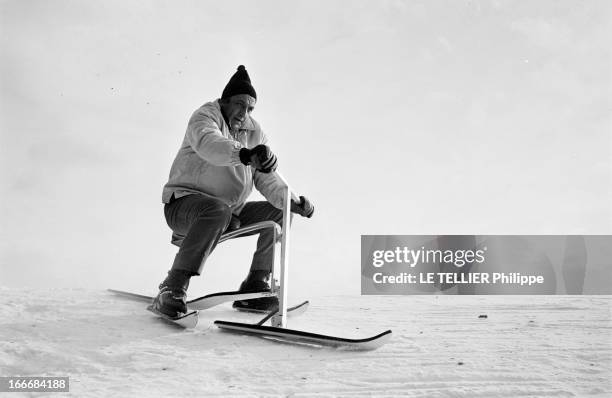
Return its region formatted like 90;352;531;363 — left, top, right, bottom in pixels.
146;304;198;329
108;289;308;316
189;290;276;310
109;288;273;309
235;300;309;316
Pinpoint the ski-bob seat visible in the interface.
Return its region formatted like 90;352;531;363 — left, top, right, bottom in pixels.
170;221;281;247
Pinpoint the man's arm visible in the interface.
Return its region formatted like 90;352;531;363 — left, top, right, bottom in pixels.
186;112;243;166
253;170;300;209
251;131;294;208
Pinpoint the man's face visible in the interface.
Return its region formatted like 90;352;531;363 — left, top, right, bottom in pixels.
221;94;256;130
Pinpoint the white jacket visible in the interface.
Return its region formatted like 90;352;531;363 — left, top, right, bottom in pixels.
162;100;296;214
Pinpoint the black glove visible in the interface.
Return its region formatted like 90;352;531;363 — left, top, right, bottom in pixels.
291;196;314;218
239;145;278;173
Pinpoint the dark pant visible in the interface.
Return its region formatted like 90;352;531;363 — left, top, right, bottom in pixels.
164;194;284;277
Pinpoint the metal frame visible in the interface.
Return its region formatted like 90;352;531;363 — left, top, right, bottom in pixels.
215;171;291;328
171;172;291;327
218;220;281;297
271;172;291;328
218;221;280;244
173;220;281;295
168;172;393;349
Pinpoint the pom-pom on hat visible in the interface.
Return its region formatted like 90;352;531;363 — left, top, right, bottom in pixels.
221;65;257;100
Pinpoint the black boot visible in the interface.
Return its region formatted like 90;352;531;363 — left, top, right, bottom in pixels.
152;270;191;318
232;270;279;313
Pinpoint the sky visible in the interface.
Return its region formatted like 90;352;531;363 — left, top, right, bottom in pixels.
1;0;610;299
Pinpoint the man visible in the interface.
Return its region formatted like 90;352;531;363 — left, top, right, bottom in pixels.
153;65;314;318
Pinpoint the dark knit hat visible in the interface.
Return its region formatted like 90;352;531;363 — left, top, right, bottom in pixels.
221;65;257;100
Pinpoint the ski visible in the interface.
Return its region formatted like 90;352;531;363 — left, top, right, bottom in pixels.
214;320;392;350
146;305;199;329
108;289;308;315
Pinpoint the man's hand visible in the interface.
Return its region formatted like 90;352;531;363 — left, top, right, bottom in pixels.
291;196;314;218
250;145;278;173
239;145;278;173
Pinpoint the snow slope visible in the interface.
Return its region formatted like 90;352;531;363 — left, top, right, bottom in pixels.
0;288;610;397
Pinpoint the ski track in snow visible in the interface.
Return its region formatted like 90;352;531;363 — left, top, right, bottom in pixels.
0;288;610;397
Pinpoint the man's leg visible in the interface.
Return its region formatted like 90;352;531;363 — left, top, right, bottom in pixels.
231;201;290;312
154;194;232;317
165;194;233;276
236;201;285;277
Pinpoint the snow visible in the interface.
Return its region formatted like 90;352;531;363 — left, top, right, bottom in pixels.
1;288;610;397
